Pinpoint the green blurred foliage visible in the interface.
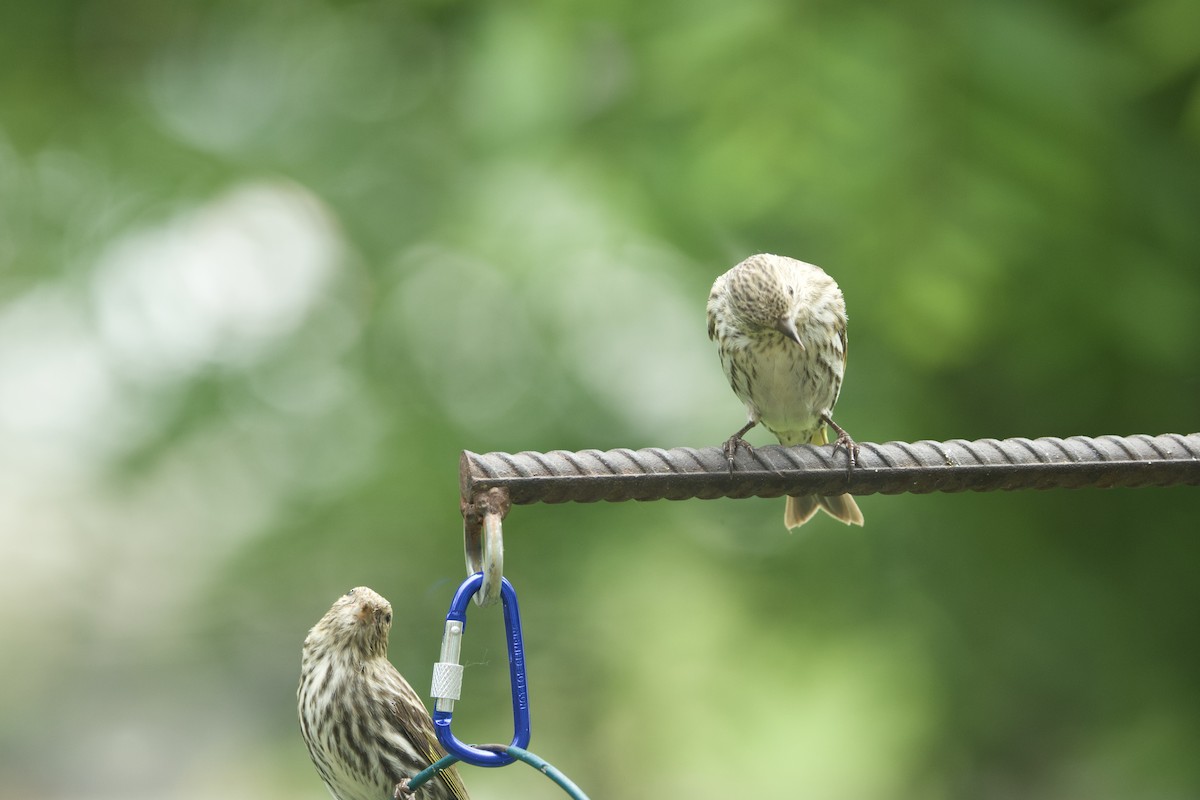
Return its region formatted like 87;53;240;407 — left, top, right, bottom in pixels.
1;1;1198;798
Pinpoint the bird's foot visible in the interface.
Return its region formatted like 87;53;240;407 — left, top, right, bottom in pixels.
821;413;859;470
832;430;859;466
722;419;759;474
722;434;753;474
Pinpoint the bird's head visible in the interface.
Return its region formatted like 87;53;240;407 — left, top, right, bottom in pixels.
726;253;808;348
306;586;394;660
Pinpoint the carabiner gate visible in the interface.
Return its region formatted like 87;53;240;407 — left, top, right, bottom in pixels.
430;572;531;767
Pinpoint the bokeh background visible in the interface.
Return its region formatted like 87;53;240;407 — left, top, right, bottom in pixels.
2;2;1198;799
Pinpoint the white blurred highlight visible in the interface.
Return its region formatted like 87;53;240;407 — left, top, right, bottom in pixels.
0;179;343;636
93;182;337;378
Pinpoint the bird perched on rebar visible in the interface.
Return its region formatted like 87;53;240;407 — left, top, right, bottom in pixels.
707;253;864;529
298;586;469;800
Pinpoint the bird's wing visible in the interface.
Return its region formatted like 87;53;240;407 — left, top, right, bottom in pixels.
832;322;848;405
706;273;728;341
388;677;472;800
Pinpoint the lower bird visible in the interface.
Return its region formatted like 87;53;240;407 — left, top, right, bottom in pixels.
298;586;469;800
707;252;864;529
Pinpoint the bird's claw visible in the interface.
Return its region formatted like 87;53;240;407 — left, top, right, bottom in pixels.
722;420;759;474
820;413;859;471
831;430;859;468
723;434;753;474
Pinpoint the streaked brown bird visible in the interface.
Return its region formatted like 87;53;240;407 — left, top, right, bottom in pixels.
298;587;469;800
707;253;864;529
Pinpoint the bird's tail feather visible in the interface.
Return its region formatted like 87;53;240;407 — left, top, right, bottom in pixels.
785;494;864;529
782;425;864;529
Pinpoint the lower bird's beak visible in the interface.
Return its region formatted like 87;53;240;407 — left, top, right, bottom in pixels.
776;317;805;349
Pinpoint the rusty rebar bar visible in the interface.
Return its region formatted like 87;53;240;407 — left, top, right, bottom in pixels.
460;433;1200;506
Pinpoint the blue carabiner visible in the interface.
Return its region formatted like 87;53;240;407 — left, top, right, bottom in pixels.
432;573;531;767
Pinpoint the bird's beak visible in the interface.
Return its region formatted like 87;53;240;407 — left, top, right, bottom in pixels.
776;316;805;349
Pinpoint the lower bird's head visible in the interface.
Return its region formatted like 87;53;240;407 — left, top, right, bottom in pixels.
721;253;812;347
306;586;393;660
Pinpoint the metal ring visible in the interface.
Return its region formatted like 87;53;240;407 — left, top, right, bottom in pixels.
462;488;510;608
476;511;503;606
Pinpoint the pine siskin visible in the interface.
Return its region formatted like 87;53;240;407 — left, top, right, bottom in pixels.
707;253;865;529
298;587;469;800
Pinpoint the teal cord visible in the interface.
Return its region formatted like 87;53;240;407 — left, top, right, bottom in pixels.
402;754;460;794
503;746;591;800
402;748;589;799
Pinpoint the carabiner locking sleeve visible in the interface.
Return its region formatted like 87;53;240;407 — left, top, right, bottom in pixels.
430;572;531;767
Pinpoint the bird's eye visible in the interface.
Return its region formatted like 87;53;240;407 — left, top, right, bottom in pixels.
383;612;392;624
344;589;355;596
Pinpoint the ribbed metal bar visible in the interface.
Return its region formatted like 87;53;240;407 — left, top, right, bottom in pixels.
460;433;1200;506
